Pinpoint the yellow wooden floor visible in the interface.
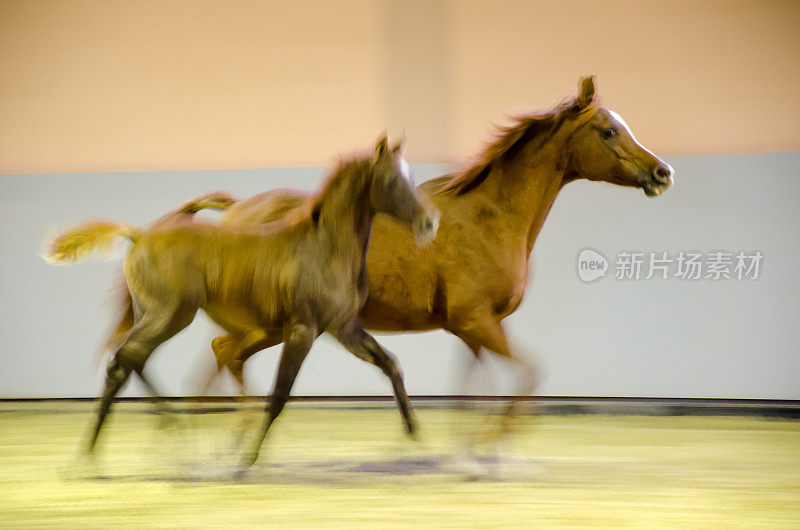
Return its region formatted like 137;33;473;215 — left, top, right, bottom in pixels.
0;401;798;528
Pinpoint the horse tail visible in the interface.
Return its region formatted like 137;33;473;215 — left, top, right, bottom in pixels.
43;221;142;264
151;191;237;227
96;276;136;369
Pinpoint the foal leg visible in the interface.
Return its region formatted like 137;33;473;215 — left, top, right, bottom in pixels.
241;323;317;469
225;329;283;396
220;329;283;451
332;324;416;437
196;334;239;396
86;303;198;453
87;355;132;453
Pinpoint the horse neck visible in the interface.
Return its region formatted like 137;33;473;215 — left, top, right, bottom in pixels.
314;176;374;260
476;124;573;256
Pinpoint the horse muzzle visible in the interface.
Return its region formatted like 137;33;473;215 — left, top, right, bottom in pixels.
413;208;440;246
642;162;674;197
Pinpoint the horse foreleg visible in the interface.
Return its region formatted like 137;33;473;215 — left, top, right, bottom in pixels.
333;324;417;438
452;317;539;442
225;329;282;452
241;323;316;469
450;340;487;451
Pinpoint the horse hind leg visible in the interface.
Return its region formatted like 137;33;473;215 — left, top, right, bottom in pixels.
85;301;199;453
86;356;132;453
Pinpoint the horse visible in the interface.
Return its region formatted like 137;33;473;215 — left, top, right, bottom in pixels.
108;75;674;437
45;134;440;467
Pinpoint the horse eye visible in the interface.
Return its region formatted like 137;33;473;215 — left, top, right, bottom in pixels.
602;128;618;139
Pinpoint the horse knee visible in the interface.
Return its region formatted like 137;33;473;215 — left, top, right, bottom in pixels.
374;350;403;379
384;359;404;382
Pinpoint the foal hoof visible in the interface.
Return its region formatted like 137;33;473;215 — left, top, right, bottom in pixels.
58;453;102;481
406;421;419;441
233;455;258;480
232;467;251;481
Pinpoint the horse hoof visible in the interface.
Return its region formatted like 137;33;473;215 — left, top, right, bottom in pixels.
442;453;489;481
58;454;101;481
232;468;250;481
405;419;420;439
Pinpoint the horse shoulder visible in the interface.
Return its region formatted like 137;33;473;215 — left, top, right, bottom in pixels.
432;197;530;320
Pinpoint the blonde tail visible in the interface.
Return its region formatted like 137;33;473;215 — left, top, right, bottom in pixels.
43;221;142;264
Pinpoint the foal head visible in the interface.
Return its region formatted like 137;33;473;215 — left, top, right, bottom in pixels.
563;76;674;197
368;133;439;244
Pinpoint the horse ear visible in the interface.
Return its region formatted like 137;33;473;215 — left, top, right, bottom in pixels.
374;131;389;162
392;129;407;156
577;75;596;110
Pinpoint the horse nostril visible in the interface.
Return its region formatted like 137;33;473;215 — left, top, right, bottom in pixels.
654;165;674;183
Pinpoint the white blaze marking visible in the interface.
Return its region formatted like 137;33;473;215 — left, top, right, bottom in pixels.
608;109;658;158
609;109;673;180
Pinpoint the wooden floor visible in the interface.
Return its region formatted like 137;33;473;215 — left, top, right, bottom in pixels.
1;401;798;528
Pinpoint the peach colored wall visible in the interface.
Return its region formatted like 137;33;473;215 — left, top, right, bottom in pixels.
1;0;799;174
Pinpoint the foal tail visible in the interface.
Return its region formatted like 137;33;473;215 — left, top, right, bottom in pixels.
44;221;142;264
96;191;237;363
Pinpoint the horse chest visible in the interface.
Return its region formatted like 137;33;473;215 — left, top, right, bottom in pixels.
293;264;361;326
445;238;528;319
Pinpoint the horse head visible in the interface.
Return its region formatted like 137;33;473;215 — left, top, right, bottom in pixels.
562;76;674;197
369;132;439;245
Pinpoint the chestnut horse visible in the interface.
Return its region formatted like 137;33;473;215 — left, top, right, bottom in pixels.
110;76;674;429
46;135;439;467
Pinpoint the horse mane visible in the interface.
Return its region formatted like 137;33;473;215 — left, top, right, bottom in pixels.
187;157;370;236
433;97;581;196
303;155;370;222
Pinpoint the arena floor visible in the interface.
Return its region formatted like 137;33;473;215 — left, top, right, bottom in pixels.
1;400;798;528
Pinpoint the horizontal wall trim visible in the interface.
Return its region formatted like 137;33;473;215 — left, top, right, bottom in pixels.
2;396;798;418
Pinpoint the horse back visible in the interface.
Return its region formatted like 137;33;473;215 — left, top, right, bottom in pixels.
224;189;309;225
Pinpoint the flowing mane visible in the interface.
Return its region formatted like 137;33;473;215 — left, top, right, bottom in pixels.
303;155;371;220
432;98;581;196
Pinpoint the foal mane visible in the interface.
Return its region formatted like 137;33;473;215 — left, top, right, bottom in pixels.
434;97;582;196
303;155;371;222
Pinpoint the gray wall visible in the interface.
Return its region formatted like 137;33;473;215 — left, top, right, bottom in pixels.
2;153;798;399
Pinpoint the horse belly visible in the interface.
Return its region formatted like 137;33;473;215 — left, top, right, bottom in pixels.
203;279;284;336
